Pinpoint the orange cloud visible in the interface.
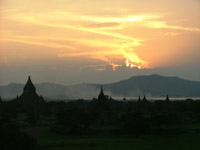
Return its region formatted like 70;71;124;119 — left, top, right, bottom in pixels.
88;62;122;71
86;22;122;29
2;7;199;71
143;21;200;32
2;11;149;70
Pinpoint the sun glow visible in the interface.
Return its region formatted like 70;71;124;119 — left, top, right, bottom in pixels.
125;53;148;69
1;0;199;74
5;12;148;71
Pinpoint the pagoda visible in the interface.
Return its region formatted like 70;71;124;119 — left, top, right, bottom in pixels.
165;95;170;102
16;76;44;104
98;85;107;103
142;95;148;102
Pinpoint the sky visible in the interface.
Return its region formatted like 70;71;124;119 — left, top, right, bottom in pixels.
0;0;200;85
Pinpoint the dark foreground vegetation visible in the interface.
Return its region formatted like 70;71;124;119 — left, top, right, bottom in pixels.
1;98;200;150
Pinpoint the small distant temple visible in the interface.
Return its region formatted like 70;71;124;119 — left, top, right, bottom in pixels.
138;96;141;102
97;85;108;103
142;95;148;102
165;95;170;102
15;76;44;105
95;85;112;124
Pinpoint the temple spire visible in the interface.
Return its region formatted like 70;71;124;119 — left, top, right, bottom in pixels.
100;85;104;95
166;95;170;102
138;95;141;102
98;85;106;102
142;95;147;102
16;76;45;104
23;76;36;93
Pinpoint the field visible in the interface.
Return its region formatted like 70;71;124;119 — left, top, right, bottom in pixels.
22;123;200;150
35;133;200;150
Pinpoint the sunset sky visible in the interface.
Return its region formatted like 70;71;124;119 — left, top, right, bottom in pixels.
0;0;200;85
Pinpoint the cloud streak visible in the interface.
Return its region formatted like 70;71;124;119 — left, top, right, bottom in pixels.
2;7;200;71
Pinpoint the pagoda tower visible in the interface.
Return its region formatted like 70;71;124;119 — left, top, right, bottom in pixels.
165;95;170;102
98;85;107;103
16;76;44;104
142;95;147;102
138;95;141;102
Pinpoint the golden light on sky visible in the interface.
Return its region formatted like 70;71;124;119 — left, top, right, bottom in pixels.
0;0;200;84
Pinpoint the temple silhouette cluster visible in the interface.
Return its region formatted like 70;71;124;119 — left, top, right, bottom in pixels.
11;76;171;104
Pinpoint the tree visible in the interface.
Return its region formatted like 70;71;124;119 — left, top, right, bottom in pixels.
55;107;92;134
119;112;150;137
0;123;36;150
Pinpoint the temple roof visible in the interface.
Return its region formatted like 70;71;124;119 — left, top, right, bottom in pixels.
99;85;104;96
142;95;147;102
98;85;106;101
23;76;36;92
138;96;141;102
166;95;170;101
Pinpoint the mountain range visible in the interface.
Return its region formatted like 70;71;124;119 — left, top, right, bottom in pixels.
0;74;200;100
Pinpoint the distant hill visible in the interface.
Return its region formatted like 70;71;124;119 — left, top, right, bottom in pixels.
0;74;200;100
105;74;200;97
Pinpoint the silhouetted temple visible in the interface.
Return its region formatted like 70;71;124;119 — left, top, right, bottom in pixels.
138;96;141;102
142;95;147;102
98;85;107;103
15;76;44;104
95;85;112;124
165;95;170;102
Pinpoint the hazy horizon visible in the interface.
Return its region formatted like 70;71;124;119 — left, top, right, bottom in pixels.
1;73;200;86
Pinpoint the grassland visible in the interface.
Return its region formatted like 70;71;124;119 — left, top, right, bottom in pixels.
35;133;200;150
